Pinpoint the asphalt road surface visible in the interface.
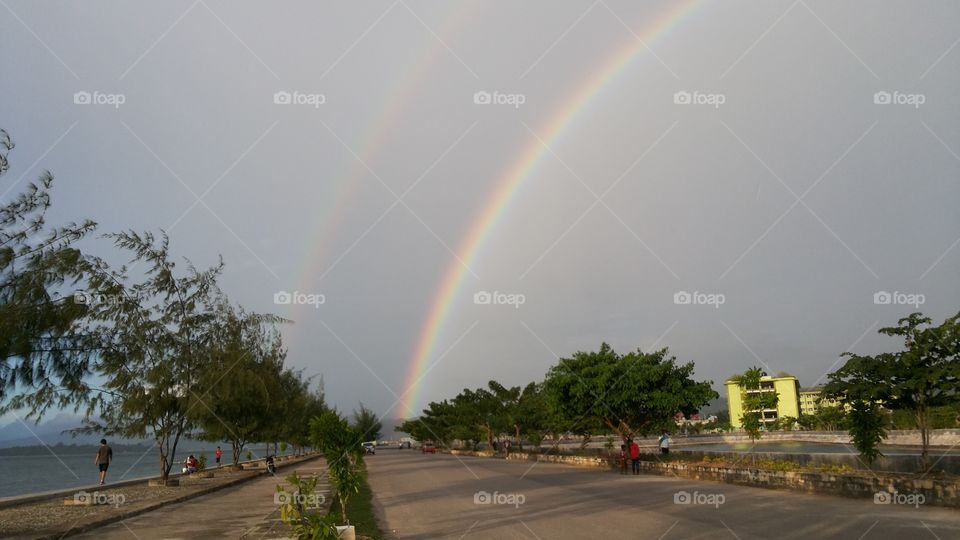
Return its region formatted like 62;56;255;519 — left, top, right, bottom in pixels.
367;450;960;540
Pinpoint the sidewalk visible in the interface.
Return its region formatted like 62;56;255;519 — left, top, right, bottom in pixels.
68;458;329;540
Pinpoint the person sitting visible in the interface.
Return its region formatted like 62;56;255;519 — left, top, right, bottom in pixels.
183;454;199;474
265;454;276;473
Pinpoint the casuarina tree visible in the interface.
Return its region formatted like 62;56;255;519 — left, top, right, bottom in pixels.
0;129;97;408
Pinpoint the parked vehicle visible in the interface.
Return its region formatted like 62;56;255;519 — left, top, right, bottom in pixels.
421;442;436;454
362;442;376;455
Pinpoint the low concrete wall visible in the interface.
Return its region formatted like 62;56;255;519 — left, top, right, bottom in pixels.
536;429;960;450
661;429;960;448
671;449;960;475
447;449;960;508
638;461;960;508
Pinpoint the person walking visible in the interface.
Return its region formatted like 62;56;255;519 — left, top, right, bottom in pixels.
95;439;113;486
215;446;223;467
658;431;671;455
628;438;641;475
618;444;628;475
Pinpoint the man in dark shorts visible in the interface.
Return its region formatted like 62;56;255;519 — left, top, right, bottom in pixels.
95;439;113;485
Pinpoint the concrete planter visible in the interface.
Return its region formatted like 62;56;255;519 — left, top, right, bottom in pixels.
184;471;215;479
336;525;356;539
148;478;179;487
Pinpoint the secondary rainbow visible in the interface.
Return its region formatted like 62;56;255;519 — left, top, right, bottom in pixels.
399;0;705;415
288;3;477;324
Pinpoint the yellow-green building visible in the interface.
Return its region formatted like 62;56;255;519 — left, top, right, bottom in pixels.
799;386;844;415
725;373;801;429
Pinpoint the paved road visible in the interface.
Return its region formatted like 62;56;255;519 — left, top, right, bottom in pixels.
72;458;329;539
367;450;960;540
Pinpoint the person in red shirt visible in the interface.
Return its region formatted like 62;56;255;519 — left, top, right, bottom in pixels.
628;439;641;475
215;446;223;467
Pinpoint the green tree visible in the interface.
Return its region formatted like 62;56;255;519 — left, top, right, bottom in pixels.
396;418;431;444
352;402;382;442
543;343;717;441
310;410;363;523
73;231;221;481
192;301;287;466
808;405;848;431
731;367;778;442
0;129;97;405
825;312;960;471
513;382;551;449
276;373;324;455
486;380;520;443
847;400;887;465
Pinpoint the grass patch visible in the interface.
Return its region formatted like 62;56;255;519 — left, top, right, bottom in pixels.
329;467;384;540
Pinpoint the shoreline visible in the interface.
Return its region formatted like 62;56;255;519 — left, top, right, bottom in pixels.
0;454;310;509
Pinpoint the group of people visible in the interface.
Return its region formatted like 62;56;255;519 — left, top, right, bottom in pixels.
95;440;229;484
618;432;671;475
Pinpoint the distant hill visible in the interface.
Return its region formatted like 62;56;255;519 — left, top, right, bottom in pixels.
0;442;153;456
701;396;729;416
0;413;94;448
0;413;144;448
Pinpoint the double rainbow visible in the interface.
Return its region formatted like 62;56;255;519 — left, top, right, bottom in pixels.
399;0;704;415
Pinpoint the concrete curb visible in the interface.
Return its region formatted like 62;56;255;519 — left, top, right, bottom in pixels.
21;454;321;540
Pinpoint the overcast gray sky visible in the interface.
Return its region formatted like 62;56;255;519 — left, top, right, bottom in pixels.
2;0;958;429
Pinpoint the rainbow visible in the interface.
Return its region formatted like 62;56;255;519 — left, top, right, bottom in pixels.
399;0;705;415
288;3;477;319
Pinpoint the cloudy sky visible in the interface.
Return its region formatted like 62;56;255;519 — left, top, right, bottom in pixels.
1;0;958;429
